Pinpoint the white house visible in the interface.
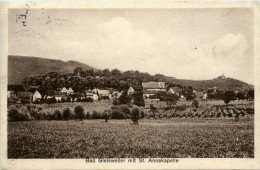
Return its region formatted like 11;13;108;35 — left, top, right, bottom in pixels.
142;81;166;91
93;94;99;100
60;87;68;93
202;92;208;100
127;87;135;95
33;90;42;102
85;92;99;101
54;92;67;102
168;88;175;94
97;89;111;99
92;88;99;94
112;91;122;98
67;87;74;95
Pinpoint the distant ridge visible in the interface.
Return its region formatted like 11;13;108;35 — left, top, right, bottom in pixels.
166;77;253;91
8;55;253;91
8;55;98;84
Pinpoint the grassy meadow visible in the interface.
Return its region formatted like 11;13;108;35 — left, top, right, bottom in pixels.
8;118;253;158
8;100;254;158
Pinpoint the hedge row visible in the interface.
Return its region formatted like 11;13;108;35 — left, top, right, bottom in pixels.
8;105;143;122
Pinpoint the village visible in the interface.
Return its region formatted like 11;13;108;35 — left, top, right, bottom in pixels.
7;76;253;107
7;81;178;104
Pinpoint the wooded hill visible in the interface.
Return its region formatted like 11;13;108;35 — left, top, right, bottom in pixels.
8;55;97;84
8;55;253;93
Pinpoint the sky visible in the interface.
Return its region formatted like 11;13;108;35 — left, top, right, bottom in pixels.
8;8;254;84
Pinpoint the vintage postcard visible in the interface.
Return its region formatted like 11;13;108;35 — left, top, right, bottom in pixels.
1;1;260;169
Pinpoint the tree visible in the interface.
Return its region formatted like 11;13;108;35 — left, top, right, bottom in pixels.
119;91;132;105
103;69;111;77
192;99;199;110
149;104;158;118
111;69;122;77
74;67;83;75
133;91;145;107
63;108;71;120
248;89;254;100
222;90;236;105
131;106;140;124
236;91;246;100
74;105;85;121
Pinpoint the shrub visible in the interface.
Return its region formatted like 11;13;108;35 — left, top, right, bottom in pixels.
111;105;130;119
46;97;56;104
63;108;72;120
31;109;47;120
131;106;140;124
74;105;85;120
222;91;236;105
111;110;127;119
29;108;39;119
140;110;145;118
8;106;32;121
45;111;54;120
54;109;63;120
112;98;120;105
92;110;101;119
85;98;94;102
86;111;91;119
120;105;131;116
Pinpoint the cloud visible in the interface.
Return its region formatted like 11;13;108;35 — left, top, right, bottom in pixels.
213;33;247;59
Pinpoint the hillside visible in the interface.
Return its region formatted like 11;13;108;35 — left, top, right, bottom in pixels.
8;55;98;84
166;77;254;91
8;55;253;91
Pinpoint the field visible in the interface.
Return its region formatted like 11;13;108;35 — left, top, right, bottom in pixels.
8;118;254;158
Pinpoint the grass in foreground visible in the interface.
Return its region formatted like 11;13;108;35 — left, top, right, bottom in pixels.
8;118;254;158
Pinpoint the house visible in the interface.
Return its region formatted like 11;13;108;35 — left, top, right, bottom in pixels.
7;91;15;99
32;90;42;102
144;99;160;105
74;92;85;101
142;81;166;91
168;87;181;96
54;92;67;102
202;92;208;100
112;91;122;98
143;90;160;100
97;89;111;99
67;87;74;95
85;92;99;101
92;88;99;94
127;87;135;95
17;92;33;101
60;87;68;93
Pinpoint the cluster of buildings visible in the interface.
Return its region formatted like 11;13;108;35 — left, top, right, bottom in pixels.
8;81;209;104
7;85;125;103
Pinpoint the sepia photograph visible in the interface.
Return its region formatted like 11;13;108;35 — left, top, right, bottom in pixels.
1;1;260;169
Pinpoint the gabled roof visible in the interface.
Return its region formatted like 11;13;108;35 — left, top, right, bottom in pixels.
128;87;134;91
170;87;182;93
98;90;110;95
33;90;41;95
142;81;165;89
67;87;74;91
61;87;68;91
